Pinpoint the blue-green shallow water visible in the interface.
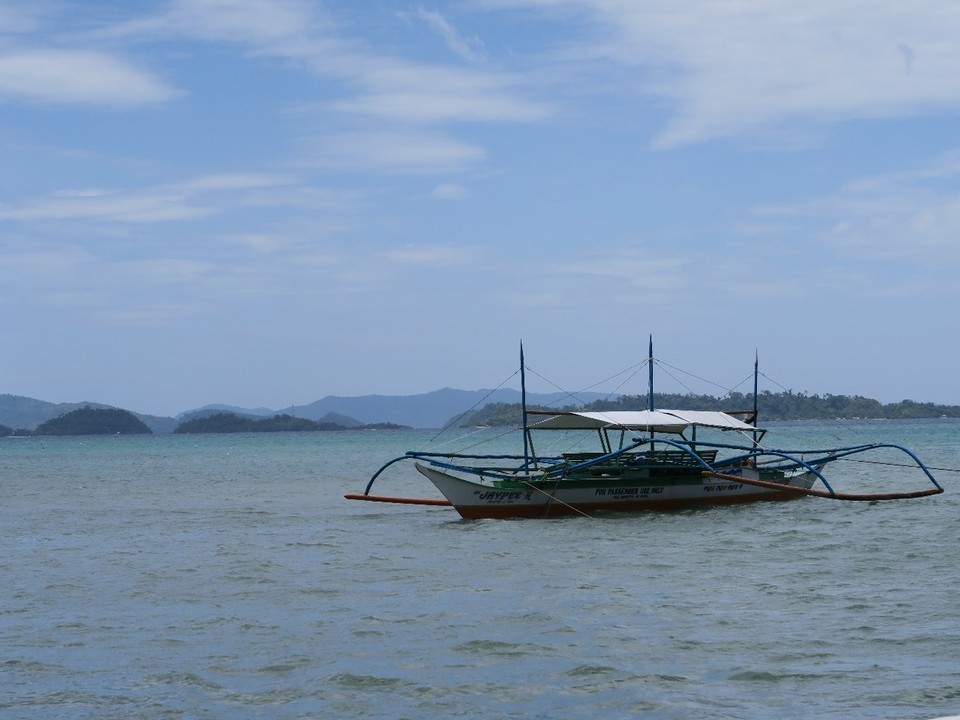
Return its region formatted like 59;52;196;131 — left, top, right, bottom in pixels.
2;420;959;719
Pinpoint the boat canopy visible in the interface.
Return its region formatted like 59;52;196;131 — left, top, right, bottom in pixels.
526;409;759;434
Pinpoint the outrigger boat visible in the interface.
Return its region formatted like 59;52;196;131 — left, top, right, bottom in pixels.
346;340;943;519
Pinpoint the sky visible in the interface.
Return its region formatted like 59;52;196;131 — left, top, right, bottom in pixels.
3;0;960;417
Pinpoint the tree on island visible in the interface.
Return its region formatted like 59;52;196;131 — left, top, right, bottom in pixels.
172;412;410;434
32;407;153;436
454;391;960;426
174;412;344;434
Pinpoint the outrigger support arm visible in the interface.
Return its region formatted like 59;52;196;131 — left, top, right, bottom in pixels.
346;454;454;506
350;449;566;504
700;439;943;501
703;469;943;501
361;455;412;495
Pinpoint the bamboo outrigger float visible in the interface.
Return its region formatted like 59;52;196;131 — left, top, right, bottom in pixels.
346;339;943;519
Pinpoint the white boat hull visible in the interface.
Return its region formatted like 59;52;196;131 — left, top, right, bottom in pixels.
415;462;818;519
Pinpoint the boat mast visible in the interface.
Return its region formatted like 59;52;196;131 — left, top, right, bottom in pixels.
521;341;530;470
752;349;759;446
647;335;654;411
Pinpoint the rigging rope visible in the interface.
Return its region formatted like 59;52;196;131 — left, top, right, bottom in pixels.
655;358;737;397
525;360;648;408
840;457;960;473
418;368;520;451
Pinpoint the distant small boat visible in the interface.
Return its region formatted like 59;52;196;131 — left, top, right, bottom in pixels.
347;339;943;519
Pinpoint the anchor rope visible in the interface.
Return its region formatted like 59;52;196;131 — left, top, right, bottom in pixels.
520;477;597;520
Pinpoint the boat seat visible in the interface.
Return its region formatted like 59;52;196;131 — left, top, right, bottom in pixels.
627;450;717;465
563;449;717;466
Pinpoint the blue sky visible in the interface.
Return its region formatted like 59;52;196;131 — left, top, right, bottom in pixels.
3;0;960;416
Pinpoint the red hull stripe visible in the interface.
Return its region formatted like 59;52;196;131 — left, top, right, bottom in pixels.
453;491;803;519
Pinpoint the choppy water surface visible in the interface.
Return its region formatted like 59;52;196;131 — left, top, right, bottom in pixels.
2;421;959;719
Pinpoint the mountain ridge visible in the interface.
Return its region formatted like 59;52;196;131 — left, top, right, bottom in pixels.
0;388;604;433
5;387;958;435
279;388;608;429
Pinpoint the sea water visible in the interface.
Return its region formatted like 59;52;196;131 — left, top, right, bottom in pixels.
2;420;959;719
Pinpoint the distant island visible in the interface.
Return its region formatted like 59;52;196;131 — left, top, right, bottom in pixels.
2;386;959;436
33;407;152;436
172;412;409;434
6;408;410;437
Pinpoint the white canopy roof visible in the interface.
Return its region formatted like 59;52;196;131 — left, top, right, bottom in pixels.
527;409;758;433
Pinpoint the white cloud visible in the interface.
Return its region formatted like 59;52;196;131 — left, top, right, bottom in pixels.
118;256;212;283
0;49;177;105
165;0;319;47
305;131;487;174
35;1;548;182
0;245;90;282
0;240;220;326
173;173;294;192
157;1;550;126
0;189;210;223
0;2;45;33
332;58;551;124
431;183;469;200
553;251;687;290
228;233;293;255
492;0;960;147
755;150;960;269
384;243;479;266
417;8;486;63
331;85;549;124
0;174;301;224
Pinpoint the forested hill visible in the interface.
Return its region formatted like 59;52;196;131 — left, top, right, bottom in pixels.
33;407;152;435
458;391;960;426
172;412;409;434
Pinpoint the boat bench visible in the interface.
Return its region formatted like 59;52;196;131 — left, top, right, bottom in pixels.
562;450;717;466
